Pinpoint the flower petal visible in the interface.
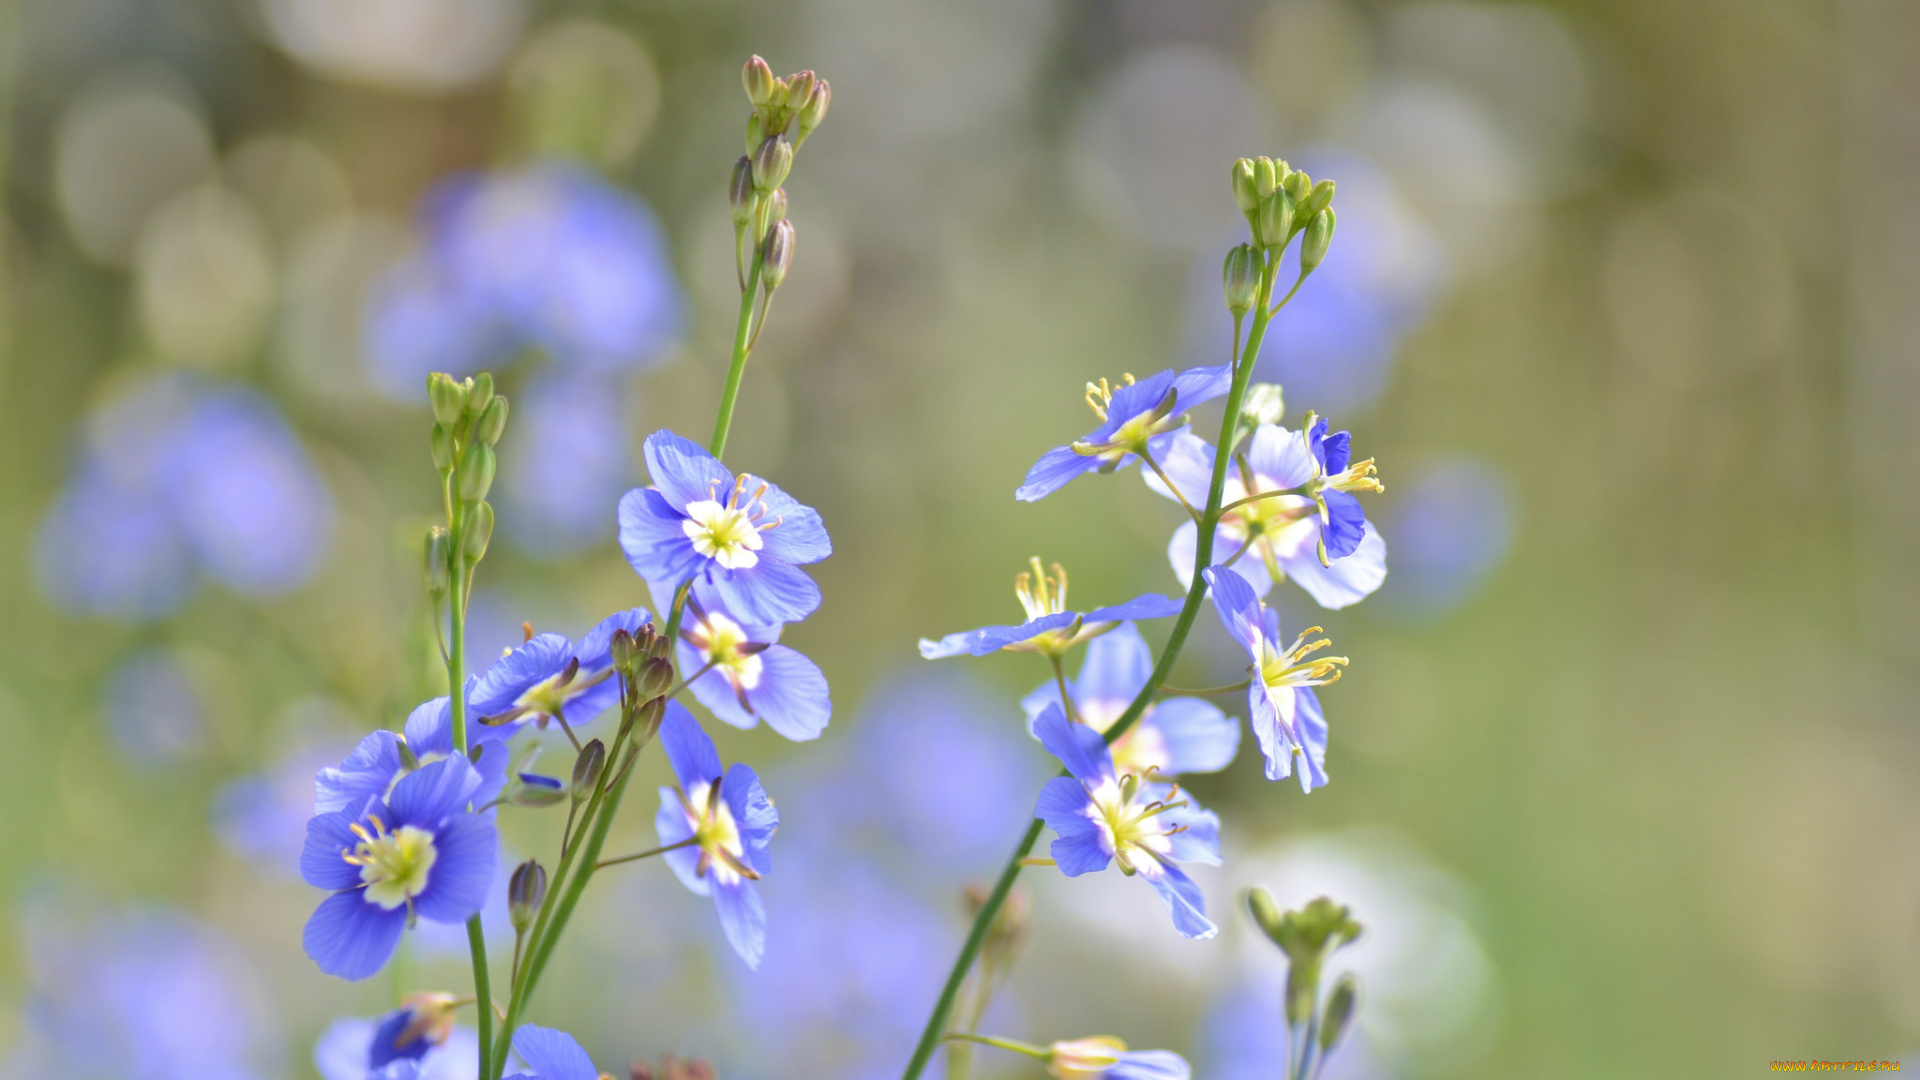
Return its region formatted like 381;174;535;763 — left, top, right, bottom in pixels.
413;813;497;924
1283;521;1386;610
917;612;1075;659
1145;696;1240;775
744;473;831;566
1014;445;1096;503
511;1024;600;1080
386;755;483;828
304;890;407;981
1293;686;1329;793
1168;363;1233;412
1203;567;1266;664
302;808;370;890
1083;591;1184;625
1032;702;1113;786
617;487;704;584
656;701;720;790
1112;1050;1192;1080
642;430;732;512
745;645;832;741
1034;776;1110;877
722;761;779;874
1136;858;1217;940
653;787;708;897
1140;431;1215;505
1320;489;1368;561
315;731;402;814
470;633;573;715
712;876;767;969
705;559;821;625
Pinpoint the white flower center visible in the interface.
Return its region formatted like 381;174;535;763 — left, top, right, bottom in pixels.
342;817;437;910
682;780;752;885
683;499;766;569
688;613;763;690
1084;774;1181;874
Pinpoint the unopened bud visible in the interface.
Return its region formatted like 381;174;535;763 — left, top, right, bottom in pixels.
462;501;494;562
647;626;672;659
1231;158;1259;214
630;697;666;745
509;859;547;929
744;112;764;158
1256;190;1295;249
1222;243;1260;317
1245;886;1285;941
729;157;755;227
786;71;816;110
572;739;607;800
511;773;567;807
742;56;776;107
1048;1037;1127;1078
1299;208;1335;275
1284;168;1311;203
762;220;794;291
474;395;509;447
1320;973;1360;1053
430;423;454;473
1253;157;1278;198
424;527;451;598
427;372;466;427
751;135;793;193
456;443;496;504
610;628;635;670
753;188;787;247
467;372;495;418
1301;177;1335;219
796;80;830;138
637;657;675;700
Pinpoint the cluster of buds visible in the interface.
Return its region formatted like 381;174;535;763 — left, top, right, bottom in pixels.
1224;157;1337;318
729;56;829;297
426;371;509;577
609;621;675;748
1245;889;1363;1069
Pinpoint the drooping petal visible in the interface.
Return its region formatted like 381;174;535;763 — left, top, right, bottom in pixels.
1246;423;1318;490
1034;776;1110;877
617;488;705;584
1074;622;1153;709
1293;686;1329;793
745;473;831;565
705;559;821;625
315;731;403;814
1247;684;1299;785
386;755;483;828
917;612;1076;659
642;430;732;513
722;761;779;874
510;1024;601;1080
412;813;497;924
1083;592;1185;625
1014;446;1096;503
469;633;573;715
653;787;708;897
304;891;407;981
1320;489;1368;561
1167;363;1233;412
302;808;371;891
1135;858;1217;940
1145;696;1240;775
656;701;720;791
1282;521;1386;610
1203;567;1267;664
711;876;768;969
1032;702;1114;785
1319;428;1352;476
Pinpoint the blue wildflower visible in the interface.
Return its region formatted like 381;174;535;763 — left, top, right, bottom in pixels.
314;995;478;1080
1204;567;1346;791
301;756;499;981
314;693;509;817
1147;421;1385;610
468;609;653;735
619;431;831;626
498;368;636;556
1030;703;1221;939
1047;1036;1192;1080
677;592;831;741
502;1024;602;1080
919;557;1183;660
653;702;779;968
1021;622;1238;777
1016;365;1232;502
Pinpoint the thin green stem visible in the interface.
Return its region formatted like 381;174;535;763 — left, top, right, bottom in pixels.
444;500;495;1079
711;251;765;458
1158;680;1251;696
941;1033;1049;1061
595;835;697;871
899;250;1285;1080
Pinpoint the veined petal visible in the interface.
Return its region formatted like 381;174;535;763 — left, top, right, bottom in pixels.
1014;445;1098;503
1140;430;1215;505
656;702;719;790
1282;521;1386;610
722;761;779;873
1158;799;1222;865
745;645;831;741
746;474;831;565
1247;423;1317;490
654;787;708;897
1145;696;1240;775
315;731;403;814
617;488;705;583
918;612;1075;659
470;633;573;715
510;1024;600;1080
1320;489;1368;561
1137;859;1217;940
304;891;407;981
1167;363;1233;412
302;808;371;890
712;876;768;969
1074;622;1153;710
1203;567;1266;664
1247;684;1297;784
704;559;820;625
386;755;482;828
642;430;732;513
1319;427;1352;476
573;607;652;671
1293;686;1329;793
1091;369;1178;441
1111;1050;1192;1080
412;813;497;924
1034;776;1110;877
1084;592;1184;624
1032;702;1113;785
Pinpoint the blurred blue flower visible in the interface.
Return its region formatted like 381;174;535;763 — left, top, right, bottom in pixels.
919;557;1182;660
652;702;779;968
503;1024;602;1080
301;756;499;981
364;162;683;398
1016;365;1231;502
620;431;831;626
1205;568;1344;792
678;593;831;742
498;369;637;555
315;996;478;1080
468;608;652;737
3;904;282;1080
215;738;354;878
35;374;334;619
101;646;203;765
1031;702;1222;939
1021;623;1238;778
1373;458;1515;620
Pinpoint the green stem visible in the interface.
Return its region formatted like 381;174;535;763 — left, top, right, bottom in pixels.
711;251;765;458
445;511;495;1080
898;250;1284;1080
941;1032;1050;1061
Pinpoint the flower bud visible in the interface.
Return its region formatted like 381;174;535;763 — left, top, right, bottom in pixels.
610;628;635;670
1253;157;1278;199
509;859;547;929
647;626;673;659
474;394;509;448
728;157;755;227
630;696;666;745
752;188;788;248
751;134;793;193
1047;1037;1126;1079
637;656;675;700
743;56;776;107
1301;177;1335;219
785;70;816;110
467;371;495;418
1245;886;1285;942
1256;190;1294;249
796;79;830;138
424;527;451;599
1299;208;1335;275
1283;168;1311;203
1231;158;1259;214
762;220;795;291
1319;973;1360;1053
511;773;567;807
457;443;496;504
572;739;606;800
427;372;466;427
1222;243;1260;318
461;500;494;562
430;423;454;473
744;112;764;157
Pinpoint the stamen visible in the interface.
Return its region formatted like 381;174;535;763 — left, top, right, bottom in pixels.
522;621;535;642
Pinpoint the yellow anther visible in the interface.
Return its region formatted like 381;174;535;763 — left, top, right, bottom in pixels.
1013;557;1070;620
1081;373;1137;421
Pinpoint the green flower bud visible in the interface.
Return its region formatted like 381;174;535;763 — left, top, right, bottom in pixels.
456;443;496;504
630;696;666;746
729;157;756;227
786;70;816;112
474;394;509;447
1253;157;1279;199
1284;168;1311;203
467;371;494;418
461;500;494;562
744;112;764;158
427;372;466;427
1222;243;1261;318
743;55;777;107
1300;208;1335;276
424;526;451;599
508;859;547;929
1245;886;1286;941
796;79;830;139
1301;177;1335;219
637;656;675;700
572;739;606;801
509;776;568;807
609;628;635;671
1320;973;1360;1053
762;220;795;292
1231;158;1259;214
1256;189;1295;249
430;423;454;473
752;134;793;193
753;188;788;252
647;626;672;659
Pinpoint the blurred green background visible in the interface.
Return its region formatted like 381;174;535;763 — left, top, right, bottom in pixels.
1;0;1915;1077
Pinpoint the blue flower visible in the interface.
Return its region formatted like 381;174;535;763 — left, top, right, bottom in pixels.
1147;422;1385;610
501;1024;601;1080
653;702;779;968
314;694;510;818
301;756;499;981
919;557;1183;660
498;369;637;556
1204;567;1346;791
1017;365;1233;502
101;646;203;766
314;995;479;1080
1048;1036;1192;1080
619;431;831;625
468;609;654;735
1021;622;1238;777
678;592;831;741
1029;703;1221;939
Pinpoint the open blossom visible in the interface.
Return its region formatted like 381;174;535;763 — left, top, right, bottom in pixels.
502;1024;604;1080
919;557;1183;660
1205;568;1347;791
1030;703;1221;939
1147;420;1384;610
301;756;498;981
468;608;653;732
654;702;779;968
314;690;509;818
1021;622;1238;777
1016;365;1232;502
1048;1036;1191;1080
619;431;830;625
677;592;831;741
314;995;479;1080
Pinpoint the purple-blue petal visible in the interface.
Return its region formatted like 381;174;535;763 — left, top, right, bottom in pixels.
1032;702;1113;786
1138;859;1218;939
469;633;573;715
315;731;403;814
722;761;779;874
654;787;707;898
702;559;821;625
304;891;407;981
1035;776;1111;878
744;645;832;741
301;809;370;891
1246;423;1317;490
918;612;1076;659
412;813;497;924
1281;522;1386;610
657;701;720;791
712;876;768;970
1112;1049;1192;1080
1203;567;1266;663
1015;445;1098;503
510;1024;600;1080
746;474;831;565
1146;696;1240;775
386;756;483;828
1320;489;1367;561
1083;592;1185;624
617;488;705;584
642;430;732;514
1294;686;1328;793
